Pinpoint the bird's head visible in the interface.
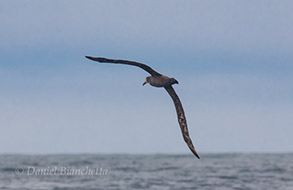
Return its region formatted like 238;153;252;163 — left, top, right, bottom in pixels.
170;78;179;85
143;76;151;86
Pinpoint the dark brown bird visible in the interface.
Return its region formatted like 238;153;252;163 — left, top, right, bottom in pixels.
85;56;200;159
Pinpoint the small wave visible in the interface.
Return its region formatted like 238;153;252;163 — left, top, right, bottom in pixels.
114;166;139;172
68;160;93;166
0;167;15;172
216;175;238;180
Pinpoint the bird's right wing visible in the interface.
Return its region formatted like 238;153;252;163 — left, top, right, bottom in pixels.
85;56;161;76
164;86;200;159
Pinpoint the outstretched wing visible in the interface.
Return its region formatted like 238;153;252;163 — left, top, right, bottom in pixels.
85;56;161;76
164;86;200;159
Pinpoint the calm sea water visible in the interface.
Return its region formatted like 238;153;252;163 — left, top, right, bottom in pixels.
0;154;292;190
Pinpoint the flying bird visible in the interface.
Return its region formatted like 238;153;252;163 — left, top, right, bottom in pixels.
85;56;200;159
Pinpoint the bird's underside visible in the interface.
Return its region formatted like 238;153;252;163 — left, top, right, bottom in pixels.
85;56;200;159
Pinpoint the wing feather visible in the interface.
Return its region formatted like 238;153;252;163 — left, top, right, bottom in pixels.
85;56;161;76
164;86;200;159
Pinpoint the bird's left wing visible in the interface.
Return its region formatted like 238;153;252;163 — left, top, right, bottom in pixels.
85;56;161;76
164;86;200;159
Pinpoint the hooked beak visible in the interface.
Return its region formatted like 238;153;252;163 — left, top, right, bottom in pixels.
143;81;147;86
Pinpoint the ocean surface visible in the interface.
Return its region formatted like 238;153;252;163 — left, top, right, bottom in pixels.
0;154;292;190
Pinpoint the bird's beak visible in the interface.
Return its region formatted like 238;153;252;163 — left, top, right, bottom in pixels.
143;81;147;86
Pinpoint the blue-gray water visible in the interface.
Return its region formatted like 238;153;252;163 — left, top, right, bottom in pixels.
0;154;292;190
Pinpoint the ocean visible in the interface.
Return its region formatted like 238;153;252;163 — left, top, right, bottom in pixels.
0;154;292;190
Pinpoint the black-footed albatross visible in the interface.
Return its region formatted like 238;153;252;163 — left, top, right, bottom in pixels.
85;56;200;159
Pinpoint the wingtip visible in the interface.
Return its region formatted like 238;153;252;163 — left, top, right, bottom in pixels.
193;152;200;159
85;56;108;63
191;147;200;159
85;56;93;60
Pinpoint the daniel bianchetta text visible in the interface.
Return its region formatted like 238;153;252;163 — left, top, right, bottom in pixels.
15;166;108;176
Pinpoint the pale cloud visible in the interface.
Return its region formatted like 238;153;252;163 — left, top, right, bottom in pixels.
1;1;293;52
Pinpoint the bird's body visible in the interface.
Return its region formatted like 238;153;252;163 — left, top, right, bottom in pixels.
145;75;177;87
85;56;200;159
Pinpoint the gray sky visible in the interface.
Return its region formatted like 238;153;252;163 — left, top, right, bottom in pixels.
1;0;292;154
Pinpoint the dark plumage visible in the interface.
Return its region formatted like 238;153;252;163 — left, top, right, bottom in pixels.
85;56;200;159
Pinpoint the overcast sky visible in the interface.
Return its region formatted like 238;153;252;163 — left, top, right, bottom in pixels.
1;0;292;154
